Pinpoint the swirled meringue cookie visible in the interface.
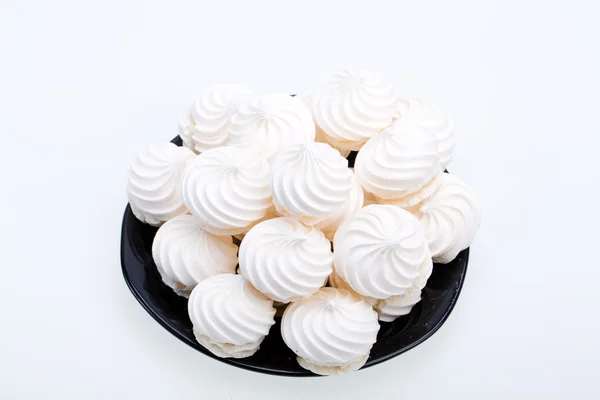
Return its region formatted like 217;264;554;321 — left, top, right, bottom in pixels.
354;122;440;200
181;146;272;235
127;143;195;226
375;255;433;322
394;99;456;169
376;172;443;214
270;142;353;225
151;215;238;297
314;169;364;241
311;68;397;150
239;217;332;303
297;92;351;158
328;270;376;306
281;288;379;375
333;204;430;299
228;93;315;162
415;174;481;263
188;274;276;358
178;84;252;153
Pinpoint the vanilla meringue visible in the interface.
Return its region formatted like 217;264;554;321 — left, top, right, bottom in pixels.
354;122;440;200
228;94;315;162
375;256;433;322
297;92;351;158
311;68;397;150
152;215;238;297
281;288;379;375
394;99;456;169
181;146;272;235
188;274;276;358
328;270;377;306
179;84;252;153
270;142;353;225
127;143;195;226
314;170;364;241
239;217;332;303
333;204;430;299
376;172;443;214
415;174;481;263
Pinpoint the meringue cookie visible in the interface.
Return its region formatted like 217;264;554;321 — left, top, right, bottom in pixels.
188;274;276;358
127;143;195;226
152;215;238;297
181;146;272;235
178;84;252;153
311;68;397;150
239;217;333;303
228;93;315;162
375;255;433;322
314;170;364;241
328;270;377;306
281;288;380;375
376;172;443;214
297;92;351;158
415;174;481;263
354;122;440;200
270;142;353;225
394;99;456;169
333;204;430;299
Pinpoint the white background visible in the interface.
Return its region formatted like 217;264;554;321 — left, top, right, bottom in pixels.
1;0;599;398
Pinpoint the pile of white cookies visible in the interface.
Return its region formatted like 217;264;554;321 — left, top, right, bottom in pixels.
127;68;481;375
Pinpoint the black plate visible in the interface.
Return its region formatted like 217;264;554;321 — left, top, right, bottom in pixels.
120;136;469;376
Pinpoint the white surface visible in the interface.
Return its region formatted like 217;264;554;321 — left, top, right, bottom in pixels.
1;0;599;398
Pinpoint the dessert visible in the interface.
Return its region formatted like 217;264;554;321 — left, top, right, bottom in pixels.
239;217;333;303
394;99;456;169
354;122;440;202
281;288;379;375
228;93;315;162
297;92;351;157
314;169;364;241
127;142;195;226
415;174;481;263
181;146;272;235
327;270;376;306
374;255;433;322
188;274;276;358
152;215;238;297
376;172;443;214
179;84;252;153
333;204;431;299
270;142;353;225
311;68;397;150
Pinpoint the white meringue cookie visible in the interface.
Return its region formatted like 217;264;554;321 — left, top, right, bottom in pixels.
376;172;443;214
311;68;397;150
297;92;352;158
328;270;377;306
394;99;456;169
354;122;440;200
270;142;353;225
188;274;276;358
151;215;238;297
178;84;252;153
281;288;380;375
314;170;364;241
181;146;272;235
415;174;481;263
239;217;333;303
333;204;431;299
375;256;433;322
127;143;195;227
228;94;315;162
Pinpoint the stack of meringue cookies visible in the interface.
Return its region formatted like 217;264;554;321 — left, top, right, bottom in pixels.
127;68;481;376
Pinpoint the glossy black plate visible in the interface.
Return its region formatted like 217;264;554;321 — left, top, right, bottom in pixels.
120;136;469;376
